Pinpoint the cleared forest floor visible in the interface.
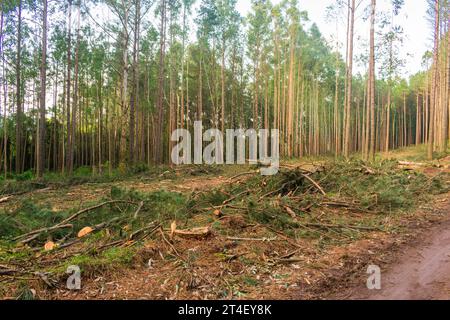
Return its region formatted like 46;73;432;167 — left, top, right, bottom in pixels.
0;146;449;300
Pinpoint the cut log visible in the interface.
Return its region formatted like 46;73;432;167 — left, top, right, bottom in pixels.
174;226;211;239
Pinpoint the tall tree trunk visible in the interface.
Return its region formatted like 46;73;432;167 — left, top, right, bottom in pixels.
334;34;340;155
119;1;130;168
65;0;72;174
443;8;450;151
69;2;81;173
15;0;23;174
343;0;355;158
37;0;48;179
287;19;296;158
154;0;166;164
180;3;187;130
1;7;7;178
385;90;391;152
198;50;203;122
0;6;4;172
368;0;376;161
428;0;440;160
129;0;140;165
221;37;226;133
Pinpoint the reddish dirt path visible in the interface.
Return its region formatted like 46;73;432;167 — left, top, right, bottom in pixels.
343;201;450;300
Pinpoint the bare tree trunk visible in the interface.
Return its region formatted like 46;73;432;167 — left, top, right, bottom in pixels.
334;35;340;156
221;36;226;133
154;0;166;164
287;20;296;158
15;0;23;174
65;0;72;174
1;8;8;178
180;4;187;130
386;90;391;152
443;9;450;151
368;0;376;161
69;2;81;173
343;0;355;158
119;1;130;168
198;51;203;122
37;0;48;179
428;0;440;160
129;0;140;166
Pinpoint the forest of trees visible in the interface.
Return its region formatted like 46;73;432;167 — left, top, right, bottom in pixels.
0;0;449;178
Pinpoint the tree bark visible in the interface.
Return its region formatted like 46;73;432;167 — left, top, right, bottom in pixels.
428;0;440;160
154;0;167;164
15;0;23;174
343;0;355;158
368;0;376;161
37;0;48;179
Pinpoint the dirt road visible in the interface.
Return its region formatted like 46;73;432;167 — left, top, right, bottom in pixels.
343;200;450;300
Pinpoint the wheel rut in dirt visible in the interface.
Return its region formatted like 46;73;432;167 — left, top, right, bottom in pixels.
345;200;450;300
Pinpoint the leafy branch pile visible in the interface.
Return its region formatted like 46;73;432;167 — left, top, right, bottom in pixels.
190;160;448;234
0;160;447;296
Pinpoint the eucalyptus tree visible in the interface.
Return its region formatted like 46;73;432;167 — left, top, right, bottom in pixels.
428;0;440;160
216;0;240;132
367;0;376;161
378;0;405;153
343;0;356;158
247;0;272;130
179;0;193;130
36;0;48;178
16;0;23;173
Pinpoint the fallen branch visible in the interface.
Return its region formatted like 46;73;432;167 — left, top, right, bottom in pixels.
0;187;52;204
14;224;74;243
133;201;145;219
300;222;381;231
301;173;326;196
398;161;427;167
129;222;160;241
226;236;279;242
0;265;56;287
173;226;211;239
159;227;181;258
284;206;297;218
56;200;136;226
229;171;258;181
0;196;13;204
224;189;250;205
13;200;136;244
261;225;304;248
0;264;20;275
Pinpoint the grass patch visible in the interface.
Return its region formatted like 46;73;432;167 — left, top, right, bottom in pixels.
53;247;136;276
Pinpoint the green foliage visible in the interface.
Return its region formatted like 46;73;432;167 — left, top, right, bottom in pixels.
194;159;448;235
315;160;447;211
13;171;34;182
57;247;135;275
14;284;37;301
0;200;57;239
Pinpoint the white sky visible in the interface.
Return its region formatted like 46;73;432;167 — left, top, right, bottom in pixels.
236;0;430;77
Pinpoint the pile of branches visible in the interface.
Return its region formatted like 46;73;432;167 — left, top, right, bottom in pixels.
0;187;190;282
188;159;448;234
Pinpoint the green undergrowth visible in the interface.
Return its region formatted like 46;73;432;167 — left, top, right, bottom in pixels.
0;186;188;242
192;159;448;239
380;144;450;162
0;186;190;282
51;247;137;276
316;160;447;210
0;158;448;290
0;164;228;197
